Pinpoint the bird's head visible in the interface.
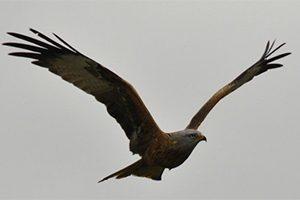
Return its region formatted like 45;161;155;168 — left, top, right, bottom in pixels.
171;129;207;150
183;129;207;143
165;129;207;167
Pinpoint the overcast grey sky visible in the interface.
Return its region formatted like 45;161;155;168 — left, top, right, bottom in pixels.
0;1;299;199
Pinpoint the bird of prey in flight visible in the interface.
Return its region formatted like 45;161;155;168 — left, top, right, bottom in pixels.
3;29;290;182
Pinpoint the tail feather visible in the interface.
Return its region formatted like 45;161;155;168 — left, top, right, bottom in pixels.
98;159;165;182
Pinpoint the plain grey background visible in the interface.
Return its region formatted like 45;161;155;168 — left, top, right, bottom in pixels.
0;1;299;199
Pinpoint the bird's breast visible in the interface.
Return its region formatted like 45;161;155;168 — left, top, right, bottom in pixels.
143;134;192;169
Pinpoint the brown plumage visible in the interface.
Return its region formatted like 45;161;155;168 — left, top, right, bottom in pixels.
3;29;290;182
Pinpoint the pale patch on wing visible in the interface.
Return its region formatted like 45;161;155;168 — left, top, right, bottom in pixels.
48;54;112;96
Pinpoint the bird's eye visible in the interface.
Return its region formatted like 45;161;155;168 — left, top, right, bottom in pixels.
188;134;197;138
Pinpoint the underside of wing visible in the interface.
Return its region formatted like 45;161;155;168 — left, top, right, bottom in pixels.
3;28;162;155
186;41;291;130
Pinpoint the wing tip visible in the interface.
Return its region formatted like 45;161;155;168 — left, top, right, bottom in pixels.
2;42;10;46
29;28;39;34
97;178;107;183
6;32;18;37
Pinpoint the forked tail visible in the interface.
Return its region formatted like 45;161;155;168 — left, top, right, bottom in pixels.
98;159;165;182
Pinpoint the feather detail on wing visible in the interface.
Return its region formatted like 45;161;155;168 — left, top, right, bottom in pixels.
3;28;162;155
186;41;291;130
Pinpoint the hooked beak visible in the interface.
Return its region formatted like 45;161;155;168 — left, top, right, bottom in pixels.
198;134;207;142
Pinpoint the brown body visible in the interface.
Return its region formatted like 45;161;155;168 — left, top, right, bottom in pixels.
3;29;290;182
100;129;206;182
144;132;191;169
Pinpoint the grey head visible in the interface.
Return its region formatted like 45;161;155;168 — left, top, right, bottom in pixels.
163;129;207;169
172;129;206;143
170;129;207;155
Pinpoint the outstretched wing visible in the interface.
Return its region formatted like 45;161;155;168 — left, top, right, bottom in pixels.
186;41;291;130
3;28;162;155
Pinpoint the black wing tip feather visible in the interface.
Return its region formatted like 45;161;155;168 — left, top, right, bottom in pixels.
261;40;291;66
6;32;23;39
263;40;291;59
52;32;81;54
98;177;108;183
29;28;38;34
255;40;291;75
2;42;12;46
4;28;80;55
8;52;41;59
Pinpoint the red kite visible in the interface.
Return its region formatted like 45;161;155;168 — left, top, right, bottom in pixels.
3;29;290;182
